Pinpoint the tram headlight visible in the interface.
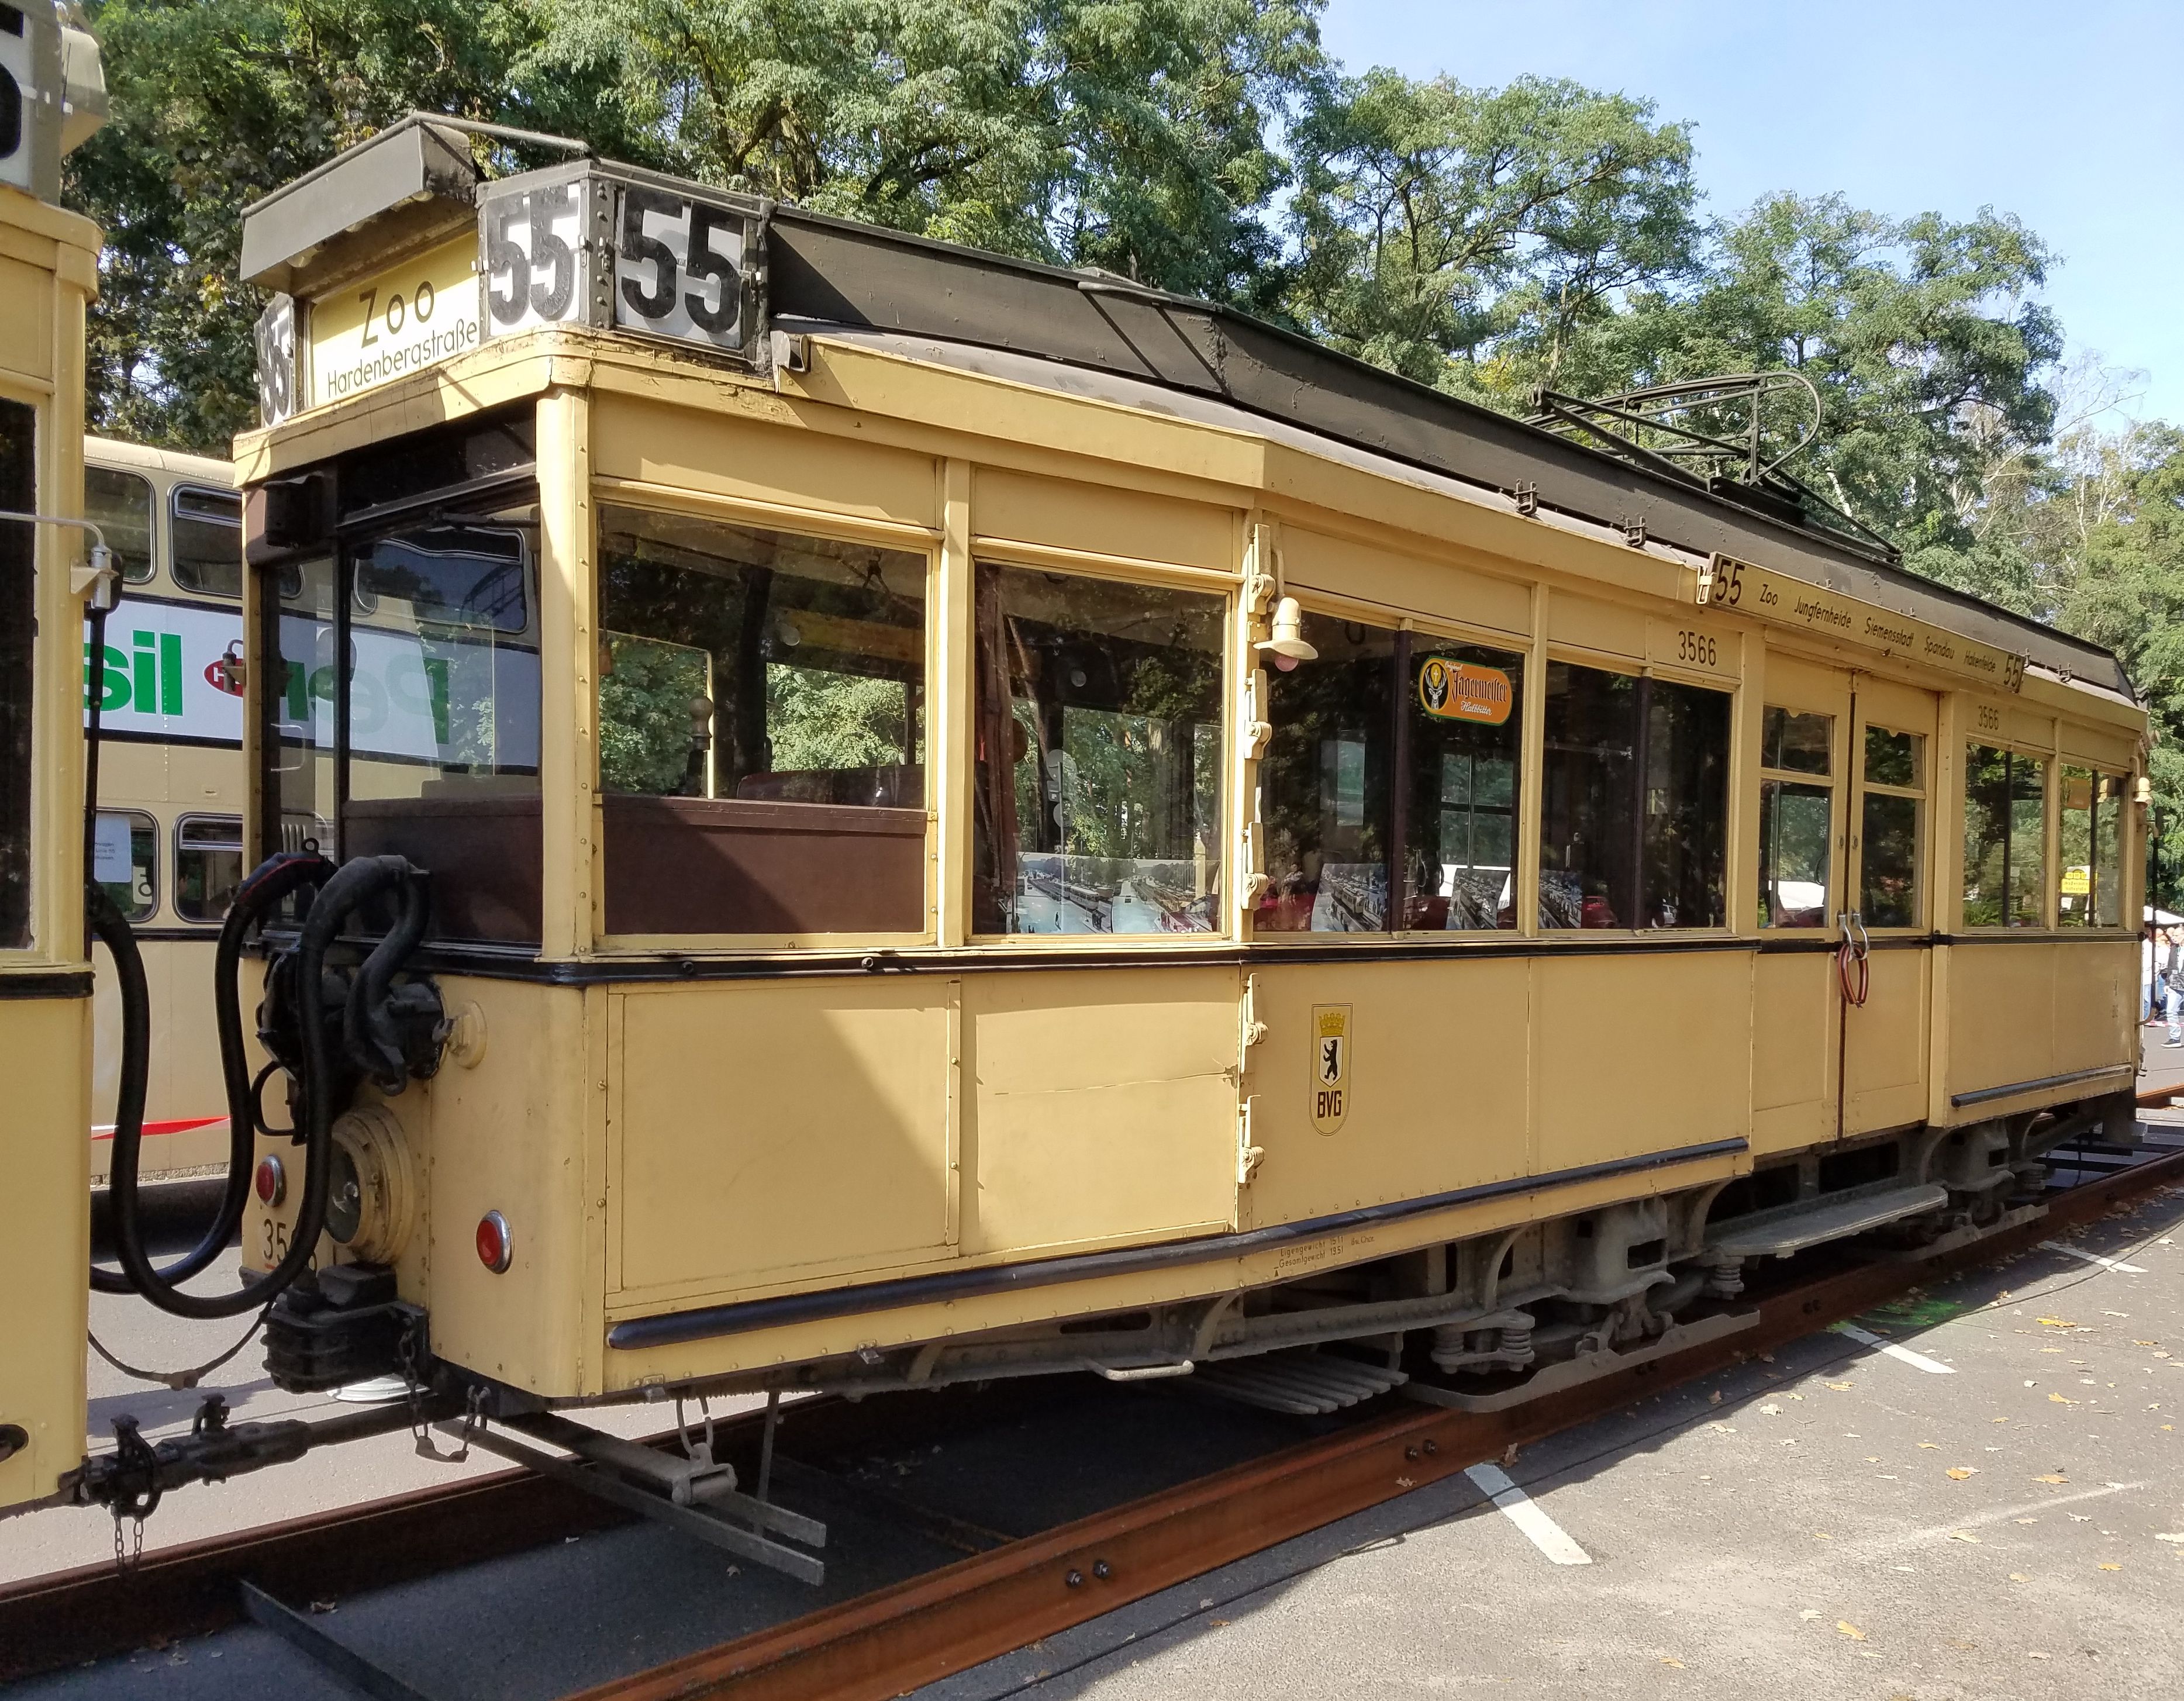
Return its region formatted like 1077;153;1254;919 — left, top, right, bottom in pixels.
323;1107;419;1265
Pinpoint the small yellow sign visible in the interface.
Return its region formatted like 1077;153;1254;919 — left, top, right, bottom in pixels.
2061;865;2090;896
306;236;482;410
1417;656;1514;726
1310;1003;1351;1134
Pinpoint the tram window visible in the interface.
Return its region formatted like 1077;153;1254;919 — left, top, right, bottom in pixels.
596;505;929;936
2057;766;2124;929
1962;744;2047;927
93;810;157;923
171;485;243;598
1539;663;1728;930
264;554;339;864
1860;727;1924;929
0;399;30;950
1406;645;1523;930
85;466;154;584
1757;708;1834;928
972;563;1224;936
1258;615;1395;931
344;514;540;798
175;815;245;923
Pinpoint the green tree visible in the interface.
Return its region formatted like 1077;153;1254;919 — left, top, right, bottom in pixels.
1282;69;1699;399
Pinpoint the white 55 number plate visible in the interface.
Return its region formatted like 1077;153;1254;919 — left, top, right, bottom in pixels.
613;184;746;351
481;179;588;337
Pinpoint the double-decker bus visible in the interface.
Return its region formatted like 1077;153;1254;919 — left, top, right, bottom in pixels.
81;435;247;1182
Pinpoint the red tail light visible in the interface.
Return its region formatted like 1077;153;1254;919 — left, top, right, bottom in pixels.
253;1154;286;1206
476;1209;513;1274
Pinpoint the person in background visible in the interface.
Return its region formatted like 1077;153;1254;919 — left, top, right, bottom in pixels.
2164;927;2184;1047
2147;922;2159;1025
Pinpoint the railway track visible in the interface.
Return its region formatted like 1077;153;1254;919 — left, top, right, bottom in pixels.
7;1139;2183;1699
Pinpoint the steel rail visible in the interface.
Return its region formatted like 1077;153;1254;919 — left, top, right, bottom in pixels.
5;1146;2180;1691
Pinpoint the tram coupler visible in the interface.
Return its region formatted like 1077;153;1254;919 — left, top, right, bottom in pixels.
264;1264;426;1393
73;1396;310;1519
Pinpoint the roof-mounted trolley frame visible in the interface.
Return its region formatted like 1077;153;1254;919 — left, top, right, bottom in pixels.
215;122;2144;1451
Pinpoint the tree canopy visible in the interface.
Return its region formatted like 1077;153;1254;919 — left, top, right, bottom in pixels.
64;3;2184;828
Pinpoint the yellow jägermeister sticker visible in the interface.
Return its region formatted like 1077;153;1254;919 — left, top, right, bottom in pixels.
1310;1004;1351;1134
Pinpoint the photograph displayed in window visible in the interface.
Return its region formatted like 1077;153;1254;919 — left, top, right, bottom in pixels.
1962;744;2046;927
973;564;1224;934
344;513;541;801
171;485;243;597
1406;645;1521;929
0;399;32;948
176;816;245;923
1540;663;1728;929
1861;727;1924;928
1258;615;1395;930
2057;766;2124;928
596;506;928;935
1758;706;1833;927
85;465;154;584
93;810;156;923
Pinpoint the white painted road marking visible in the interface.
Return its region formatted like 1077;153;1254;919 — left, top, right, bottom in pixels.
2038;1239;2147;1274
1831;1322;1957;1374
1463;1462;1593;1565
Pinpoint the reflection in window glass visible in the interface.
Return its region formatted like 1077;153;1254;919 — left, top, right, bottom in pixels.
171;485;243;597
267;554;337;860
1260;615;1393;931
2058;767;2124;929
598;508;926;803
974;564;1223;934
345;514;541;801
85;465;154;583
1407;646;1522;929
1761;706;1831;775
1759;781;1831;926
1865;726;1920;788
1540;664;1728;929
1;399;32;948
176;815;244;923
94;810;157;922
1861;727;1923;929
1963;744;2046;927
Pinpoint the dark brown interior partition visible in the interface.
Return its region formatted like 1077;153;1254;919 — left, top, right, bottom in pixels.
602;795;926;934
343;796;543;945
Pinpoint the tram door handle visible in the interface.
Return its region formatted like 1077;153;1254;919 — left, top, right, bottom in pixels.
1836;910;1871;1008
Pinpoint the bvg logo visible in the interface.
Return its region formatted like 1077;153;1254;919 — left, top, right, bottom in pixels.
1310;1003;1350;1135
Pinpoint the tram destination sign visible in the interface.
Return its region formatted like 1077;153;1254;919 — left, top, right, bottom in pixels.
1697;551;2027;693
255;160;766;426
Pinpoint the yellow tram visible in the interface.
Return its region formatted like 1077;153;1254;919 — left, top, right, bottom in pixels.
82;436;249;1182
0;115;2151;1536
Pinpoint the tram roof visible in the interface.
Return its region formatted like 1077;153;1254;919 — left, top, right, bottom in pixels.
240;118;2133;701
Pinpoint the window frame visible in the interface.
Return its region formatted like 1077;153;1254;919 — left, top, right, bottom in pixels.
170;481;246;600
84;463;157;585
1755;703;1838;932
1961;740;2050;931
2055;763;2126;931
1857;723;1927;933
590;487;944;949
94;806;160;924
970;551;1235;944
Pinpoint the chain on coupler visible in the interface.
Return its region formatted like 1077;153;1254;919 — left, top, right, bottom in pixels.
105;1414;163;1570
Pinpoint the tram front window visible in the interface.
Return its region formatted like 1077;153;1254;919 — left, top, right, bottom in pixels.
972;564;1224;936
596;505;929;936
1539;663;1728;930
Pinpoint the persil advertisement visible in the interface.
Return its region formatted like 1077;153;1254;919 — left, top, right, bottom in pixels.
86;597;540;771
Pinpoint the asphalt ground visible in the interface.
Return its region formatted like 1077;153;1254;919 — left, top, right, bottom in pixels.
924;1174;2184;1700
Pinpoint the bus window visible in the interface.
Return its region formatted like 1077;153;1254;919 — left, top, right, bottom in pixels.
171;484;243;597
596;505;929;936
85;465;154;584
175;815;245;923
1962;744;2045;927
1758;707;1833;928
1540;663;1729;930
93;809;157;922
973;563;1224;936
2058;767;2124;929
0;400;32;949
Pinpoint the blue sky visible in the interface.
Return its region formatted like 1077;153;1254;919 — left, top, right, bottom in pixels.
1320;1;2183;425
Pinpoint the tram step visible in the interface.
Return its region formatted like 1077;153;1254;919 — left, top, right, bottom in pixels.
1705;1181;1949;1261
1192;1350;1407;1415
